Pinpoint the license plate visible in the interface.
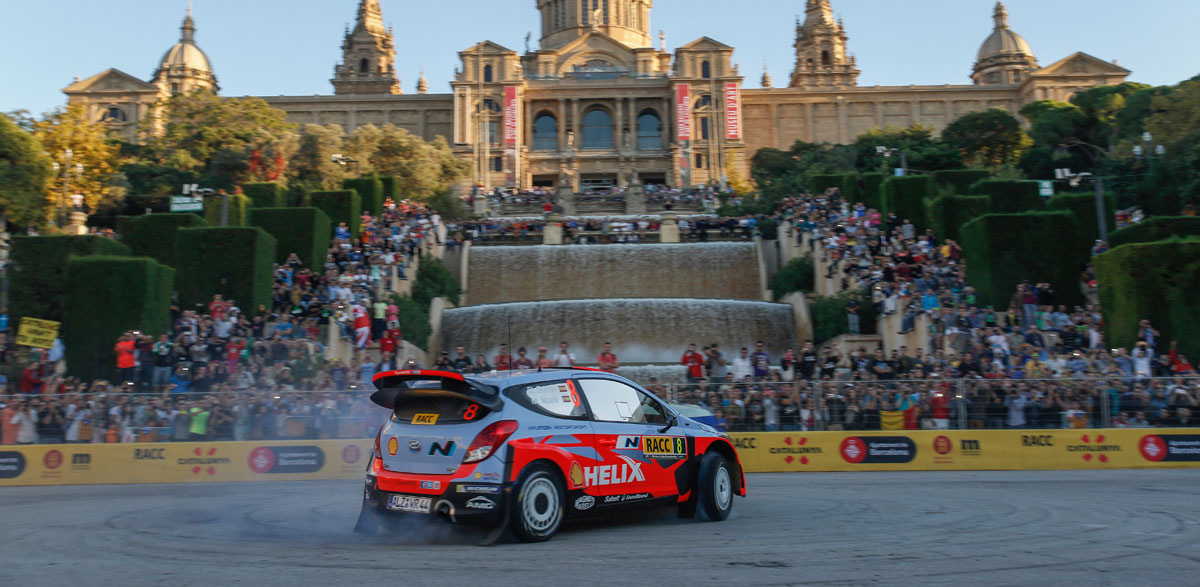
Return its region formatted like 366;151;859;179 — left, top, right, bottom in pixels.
387;494;432;513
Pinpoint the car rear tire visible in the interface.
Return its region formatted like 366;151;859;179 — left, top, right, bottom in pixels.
509;464;565;542
698;451;733;522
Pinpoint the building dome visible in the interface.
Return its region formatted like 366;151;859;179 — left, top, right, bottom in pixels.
972;2;1037;86
160;38;212;73
976;4;1034;63
152;7;218;95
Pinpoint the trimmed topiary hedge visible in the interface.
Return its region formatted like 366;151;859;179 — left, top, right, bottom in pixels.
63;255;174;381
769;255;815;299
929;195;991;243
412;255;461;309
1107;216;1200;248
378;175;399;204
810;288;877;344
174;227;276;311
242;182;286;208
248;207;332;269
960;211;1085;308
115;213;210;267
311;190;362;238
858;173;886;211
1046;191;1116;244
809;174;858;203
1094;237;1200;360
343;176;383;217
9;235;131;325
932;169;991;195
968;179;1043;214
882;175;935;233
202;192;251;226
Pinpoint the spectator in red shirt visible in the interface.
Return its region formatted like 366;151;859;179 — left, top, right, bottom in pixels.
535;346;555;370
929;386;951;429
114;333;137;384
512;347;535;370
208;294;227;320
19;361;42;394
597;342;619;372
494;344;513;370
379;331;397;357
682;344;705;381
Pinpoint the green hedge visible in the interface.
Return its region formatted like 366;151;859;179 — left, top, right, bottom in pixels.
248;207;332;269
858;173;886;211
63;255;174;381
1095;237;1200;360
242;182;286;208
1046;192;1116;244
769;255;815;299
387;293;431;352
9;235;131;325
412;255;461;309
115;213;210;267
961;211;1085;308
287;182;312;207
810;174;858;203
174;227;276;311
882;175;935;232
811;288;877;344
311;190;362;238
968;179;1043;214
379;175;399;204
343;176;383;217
932;170;991;195
929;195;991;243
1108;216;1200;248
202;193;251;226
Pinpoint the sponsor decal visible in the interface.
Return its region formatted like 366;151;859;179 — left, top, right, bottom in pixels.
603;492;650;504
1022;434;1054;447
248;446;326;474
465;496;496;510
428;441;455;457
1067;434;1121;463
574;495;595;511
420;480;441;491
456;485;501;494
933;436;952;455
342;444;361;465
70;453;91;469
616;435;641;450
0;451;27;479
178;447;231;476
387;437;399;456
473;471;502;482
839;436;916;464
412;414;439;425
43;450;63;470
133;448;166;460
642;436;686;460
733;437;756;450
1137;435;1200;462
584;454;645;487
770;436;822;465
569;461;585;487
960;439;982;456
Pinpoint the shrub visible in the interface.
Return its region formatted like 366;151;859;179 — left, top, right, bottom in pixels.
1107;216;1200;248
202;192;251;226
174;227;276;311
242;182;286;208
882;175;935;232
932;169;991;195
810;174;858;202
386;293;432;352
810;288;877;344
378;175;399;203
287;181;314;207
757;218;778;240
928;195;991;243
9;235;131;325
858;173;886;211
412;255;461;309
247;207;332;269
1094;237;1200;360
968;179;1043;214
769;255;815;299
63;255;174;380
1046;191;1116;244
310;190;362;238
960;211;1086;308
427;189;470;221
115;213;210;267
344;176;383;217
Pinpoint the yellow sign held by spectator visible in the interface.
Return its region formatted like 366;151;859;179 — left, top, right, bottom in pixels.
16;317;61;349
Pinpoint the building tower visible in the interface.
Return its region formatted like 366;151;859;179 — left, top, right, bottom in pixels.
788;0;858;88
972;1;1038;85
151;3;219;96
761;60;773;88
416;67;428;94
537;0;654;50
332;0;401;94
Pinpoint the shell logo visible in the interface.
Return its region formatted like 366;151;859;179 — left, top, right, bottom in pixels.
387;436;399;456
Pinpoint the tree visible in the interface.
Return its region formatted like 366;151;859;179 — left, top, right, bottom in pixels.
367;125;468;199
0;114;54;227
941;109;1032;171
32;104;122;224
852;124;962;173
289;124;348;189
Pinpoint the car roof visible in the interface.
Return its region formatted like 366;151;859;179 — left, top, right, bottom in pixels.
463;368;628;389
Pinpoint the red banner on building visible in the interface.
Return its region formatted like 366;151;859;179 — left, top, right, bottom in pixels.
724;82;741;140
503;86;519;145
675;84;691;141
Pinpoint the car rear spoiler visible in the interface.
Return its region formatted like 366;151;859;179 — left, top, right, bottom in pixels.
370;369;503;411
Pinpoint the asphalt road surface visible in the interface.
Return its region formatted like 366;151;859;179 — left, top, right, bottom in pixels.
2;470;1199;586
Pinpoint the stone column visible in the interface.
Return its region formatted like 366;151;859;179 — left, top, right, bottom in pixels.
614;96;624;153
472;185;488;216
555;184;576;215
659;211;679;243
543;212;564;245
557;98;567;152
571;98;581;147
625;182;646;215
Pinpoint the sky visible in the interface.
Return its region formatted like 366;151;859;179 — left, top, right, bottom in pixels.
2;0;1197;116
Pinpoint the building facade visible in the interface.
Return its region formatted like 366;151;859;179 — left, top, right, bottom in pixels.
66;0;1129;189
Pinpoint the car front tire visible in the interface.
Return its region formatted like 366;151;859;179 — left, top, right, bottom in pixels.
509;464;565;542
698;451;733;521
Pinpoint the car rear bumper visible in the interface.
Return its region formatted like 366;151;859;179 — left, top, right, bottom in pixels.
363;477;506;526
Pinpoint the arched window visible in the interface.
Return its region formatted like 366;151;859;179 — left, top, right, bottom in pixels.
581;108;613;150
533;113;558;150
821;51;831;66
360;58;370;73
694;95;712;110
483;64;493;82
100;107;127;122
636;111;661;150
701;60;711;79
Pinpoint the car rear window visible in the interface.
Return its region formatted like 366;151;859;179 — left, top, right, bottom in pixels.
391;395;491;425
509;380;587;419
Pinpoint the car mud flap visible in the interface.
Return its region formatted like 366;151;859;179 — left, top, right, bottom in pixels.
476;457;516;546
353;506;381;535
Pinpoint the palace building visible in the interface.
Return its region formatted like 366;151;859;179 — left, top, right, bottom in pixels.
66;0;1130;190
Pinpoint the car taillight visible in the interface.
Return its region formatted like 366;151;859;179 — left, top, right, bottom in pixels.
374;427;382;458
462;420;519;464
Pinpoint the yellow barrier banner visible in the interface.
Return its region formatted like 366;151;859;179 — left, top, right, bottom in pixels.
0;439;373;487
730;429;1200;472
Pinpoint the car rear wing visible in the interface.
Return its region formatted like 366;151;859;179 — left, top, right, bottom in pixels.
370;369;503;411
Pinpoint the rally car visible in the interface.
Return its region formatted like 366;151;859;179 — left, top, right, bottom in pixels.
355;368;746;542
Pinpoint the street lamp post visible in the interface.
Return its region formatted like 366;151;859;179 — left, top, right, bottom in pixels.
331;154;359;177
876;146;907;176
